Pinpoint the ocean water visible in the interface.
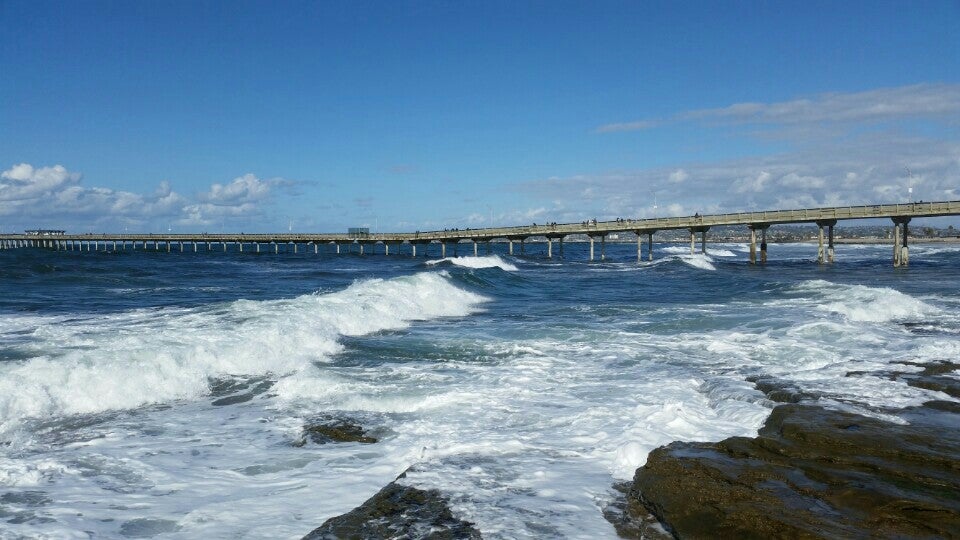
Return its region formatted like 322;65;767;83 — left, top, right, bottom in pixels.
1;241;958;539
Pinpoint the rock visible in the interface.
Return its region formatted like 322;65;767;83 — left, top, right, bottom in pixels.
295;418;377;446
603;482;673;540
629;403;960;539
303;480;481;539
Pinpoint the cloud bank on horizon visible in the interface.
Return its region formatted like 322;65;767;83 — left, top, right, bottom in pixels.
4;83;959;232
520;83;959;223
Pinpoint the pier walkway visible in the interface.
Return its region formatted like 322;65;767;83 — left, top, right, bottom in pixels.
3;200;960;267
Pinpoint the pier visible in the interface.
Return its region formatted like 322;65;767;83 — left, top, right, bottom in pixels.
3;200;959;267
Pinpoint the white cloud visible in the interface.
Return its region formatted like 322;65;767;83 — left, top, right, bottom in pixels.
596;83;960;133
0;163;289;231
668;169;689;184
514;137;960;218
202;173;273;204
594;120;660;133
777;173;825;189
0;163;81;201
733;171;772;193
685;83;960;125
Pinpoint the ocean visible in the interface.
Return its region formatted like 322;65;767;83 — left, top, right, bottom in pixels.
1;241;958;538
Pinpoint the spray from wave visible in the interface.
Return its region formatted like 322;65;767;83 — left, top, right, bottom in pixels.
426;255;518;271
0;272;488;435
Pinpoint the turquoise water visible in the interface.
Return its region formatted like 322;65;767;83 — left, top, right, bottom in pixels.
1;242;958;538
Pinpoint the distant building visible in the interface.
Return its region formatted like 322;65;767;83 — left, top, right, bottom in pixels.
24;229;65;236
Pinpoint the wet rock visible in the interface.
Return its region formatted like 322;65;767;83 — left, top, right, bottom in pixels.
745;375;812;404
900;361;960;398
303;480;481;539
295;418;377;447
629;403;960;539
603;482;673;540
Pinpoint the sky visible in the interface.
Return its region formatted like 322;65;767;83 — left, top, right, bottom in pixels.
1;0;958;233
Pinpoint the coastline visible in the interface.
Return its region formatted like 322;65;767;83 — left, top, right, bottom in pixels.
614;359;960;539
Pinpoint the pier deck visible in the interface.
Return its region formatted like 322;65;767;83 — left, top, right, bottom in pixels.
3;200;959;267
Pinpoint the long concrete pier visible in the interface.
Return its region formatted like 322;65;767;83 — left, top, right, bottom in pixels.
3;200;959;267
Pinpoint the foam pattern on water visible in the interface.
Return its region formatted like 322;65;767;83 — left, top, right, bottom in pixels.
0;243;958;538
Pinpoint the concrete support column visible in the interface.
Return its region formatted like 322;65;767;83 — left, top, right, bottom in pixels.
385;243;390;256
207;242;212;251
359;243;364;255
473;240;478;257
893;223;902;267
293;243;298;254
601;236;606;260
412;243;417;257
508;239;514;255
239;242;243;253
589;237;595;261
113;241;117;251
558;238;563;259
761;228;768;264
648;233;654;261
314;243;318;254
893;217;911;267
828;225;835;263
222;242;227;252
335;243;340;254
815;220;836;265
701;230;707;254
636;233;642;262
274;243;279;254
903;221;909;266
817;226;825;264
690;231;696;254
547;238;553;258
179;242;184;252
749;228;757;265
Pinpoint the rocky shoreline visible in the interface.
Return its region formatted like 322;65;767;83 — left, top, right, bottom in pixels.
618;360;960;539
302;360;959;539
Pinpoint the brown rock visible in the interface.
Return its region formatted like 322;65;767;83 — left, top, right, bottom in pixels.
630;403;960;539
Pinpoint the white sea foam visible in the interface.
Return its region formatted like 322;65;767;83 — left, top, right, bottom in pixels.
4;244;959;539
660;246;737;257
793;279;940;322
426;255;518;271
0;272;487;435
679;253;717;271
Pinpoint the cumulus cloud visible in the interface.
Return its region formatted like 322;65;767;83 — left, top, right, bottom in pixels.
201;173;273;205
0;163;81;201
514;136;960;220
0;163;289;231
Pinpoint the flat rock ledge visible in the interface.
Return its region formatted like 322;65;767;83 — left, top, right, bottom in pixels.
303;480;481;540
627;402;960;539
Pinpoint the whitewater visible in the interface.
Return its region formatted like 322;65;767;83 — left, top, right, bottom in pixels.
1;242;958;538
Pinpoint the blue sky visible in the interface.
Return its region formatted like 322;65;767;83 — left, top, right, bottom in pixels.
1;0;958;232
